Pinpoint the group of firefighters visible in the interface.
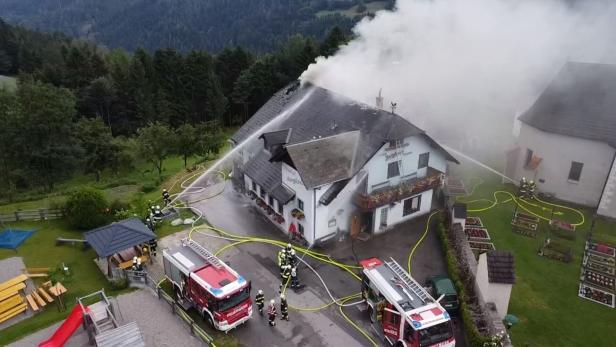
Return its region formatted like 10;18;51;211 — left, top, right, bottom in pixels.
254;244;301;326
518;177;537;199
145;189;173;232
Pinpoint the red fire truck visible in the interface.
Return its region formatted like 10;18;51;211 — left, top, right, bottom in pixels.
360;257;455;347
163;238;252;331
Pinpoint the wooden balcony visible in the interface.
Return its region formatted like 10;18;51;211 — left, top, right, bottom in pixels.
354;169;442;211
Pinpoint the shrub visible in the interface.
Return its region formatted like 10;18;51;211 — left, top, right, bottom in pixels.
64;187;109;230
140;182;157;193
436;221;492;347
109;199;130;213
110;277;128;290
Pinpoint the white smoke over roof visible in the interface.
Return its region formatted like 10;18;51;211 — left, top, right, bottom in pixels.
302;0;616;155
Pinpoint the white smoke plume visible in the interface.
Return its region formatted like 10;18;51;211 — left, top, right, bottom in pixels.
302;0;616;156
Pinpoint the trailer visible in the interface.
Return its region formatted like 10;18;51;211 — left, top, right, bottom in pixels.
360;257;455;347
163;238;252;331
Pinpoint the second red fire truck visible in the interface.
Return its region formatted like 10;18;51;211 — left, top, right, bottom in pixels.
163;238;252;331
360;257;455;347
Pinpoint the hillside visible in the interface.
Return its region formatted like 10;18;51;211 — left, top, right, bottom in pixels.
0;0;394;53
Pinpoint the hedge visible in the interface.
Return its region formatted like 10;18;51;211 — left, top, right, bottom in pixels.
436;220;492;347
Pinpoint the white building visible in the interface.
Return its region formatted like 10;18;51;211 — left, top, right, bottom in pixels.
505;62;616;219
475;251;515;319
231;83;458;245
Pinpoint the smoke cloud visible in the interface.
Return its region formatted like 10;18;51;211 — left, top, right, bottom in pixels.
302;0;616;157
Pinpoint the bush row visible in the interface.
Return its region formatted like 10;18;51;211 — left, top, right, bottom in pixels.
436;220;492;347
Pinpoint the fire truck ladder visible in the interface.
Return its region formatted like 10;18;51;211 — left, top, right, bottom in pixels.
183;238;223;269
385;258;431;303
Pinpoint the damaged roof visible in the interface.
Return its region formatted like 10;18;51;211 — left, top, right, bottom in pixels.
486;250;515;284
244;151;295;203
286;131;361;189
520;62;616;148
238;82;457;193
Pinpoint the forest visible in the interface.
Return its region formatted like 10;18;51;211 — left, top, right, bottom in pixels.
0;0;393;53
0;18;349;199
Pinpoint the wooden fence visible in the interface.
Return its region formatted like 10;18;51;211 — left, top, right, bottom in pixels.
0;208;63;223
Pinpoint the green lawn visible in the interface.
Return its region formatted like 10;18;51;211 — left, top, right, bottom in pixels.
316;1;389;18
0;129;236;344
0;220;126;345
458;175;616;347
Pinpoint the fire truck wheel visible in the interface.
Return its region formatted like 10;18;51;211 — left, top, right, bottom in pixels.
393;341;406;347
204;312;215;328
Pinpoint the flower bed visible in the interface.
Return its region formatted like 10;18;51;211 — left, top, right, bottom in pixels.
579;283;615;308
588;253;616;267
538;246;572;263
511;217;538;231
464;227;490;240
582;269;616;291
515;212;539;222
587;241;616;257
585;260;616;276
469;241;495;252
512;227;537;238
550;219;575;232
291;208;305;220
465;217;483;227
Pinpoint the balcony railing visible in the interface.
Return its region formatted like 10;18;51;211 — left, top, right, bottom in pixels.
354;170;442;211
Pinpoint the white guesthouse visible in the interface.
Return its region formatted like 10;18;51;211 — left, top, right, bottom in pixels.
505;62;616;219
231;83;458;245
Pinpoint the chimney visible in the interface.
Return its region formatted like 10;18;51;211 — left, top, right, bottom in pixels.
376;88;384;110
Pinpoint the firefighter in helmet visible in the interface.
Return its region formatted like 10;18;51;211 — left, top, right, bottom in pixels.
290;266;300;288
255;289;265;315
279;265;291;293
145;217;155;232
528;180;537;199
519;177;528;198
287;248;297;268
267;299;277;326
162;189;171;205
280;294;289;321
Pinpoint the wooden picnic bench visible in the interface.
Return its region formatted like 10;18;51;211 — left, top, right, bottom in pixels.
38;287;54;303
0;282;26;302
0;274;28;292
25;294;39;311
0;303;27;323
31;291;46;307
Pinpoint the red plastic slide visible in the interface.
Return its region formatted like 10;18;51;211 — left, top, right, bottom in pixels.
39;304;88;347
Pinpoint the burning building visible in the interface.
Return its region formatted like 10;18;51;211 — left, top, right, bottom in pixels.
231;83;458;245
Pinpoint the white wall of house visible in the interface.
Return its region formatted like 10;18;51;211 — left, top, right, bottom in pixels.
597;157;616;219
364;135;447;194
514;123;615;207
281;163;315;244
476;254;513;320
243;174;289;233
372;189;433;234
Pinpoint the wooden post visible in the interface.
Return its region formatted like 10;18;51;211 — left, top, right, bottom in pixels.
39;209;45;220
14;210;20;222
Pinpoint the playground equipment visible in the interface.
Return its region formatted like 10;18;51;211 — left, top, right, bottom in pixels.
39;289;145;347
0;229;35;250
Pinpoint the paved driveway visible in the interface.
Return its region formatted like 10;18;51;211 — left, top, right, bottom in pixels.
188;182;466;347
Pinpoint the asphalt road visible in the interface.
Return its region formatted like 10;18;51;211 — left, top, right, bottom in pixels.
184;181;466;347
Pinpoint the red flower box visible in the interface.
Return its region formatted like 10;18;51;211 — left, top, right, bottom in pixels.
464;227;490;240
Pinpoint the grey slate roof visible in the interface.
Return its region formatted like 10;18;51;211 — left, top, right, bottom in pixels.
244;151;295;203
519;62;616;148
84;218;155;258
453;203;467;219
486;251;515;284
237;82;457;197
286;131;361;189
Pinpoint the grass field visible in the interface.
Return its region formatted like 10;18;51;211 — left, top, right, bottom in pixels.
0;129;235;344
0;219;127;345
458;175;616;347
316;1;389;18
